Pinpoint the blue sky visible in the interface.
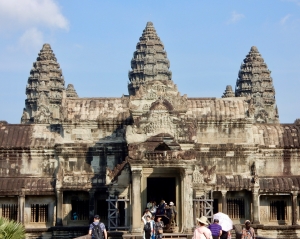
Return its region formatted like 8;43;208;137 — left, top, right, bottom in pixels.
0;0;299;123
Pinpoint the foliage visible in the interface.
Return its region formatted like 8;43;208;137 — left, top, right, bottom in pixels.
0;217;25;239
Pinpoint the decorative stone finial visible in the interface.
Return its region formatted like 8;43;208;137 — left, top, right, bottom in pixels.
295;119;300;125
250;46;258;52
222;85;235;98
66;84;78;97
146;21;153;27
128;22;172;95
235;46;278;123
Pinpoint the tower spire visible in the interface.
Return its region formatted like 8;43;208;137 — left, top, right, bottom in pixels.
235;46;278;123
22;43;65;124
128;22;172;95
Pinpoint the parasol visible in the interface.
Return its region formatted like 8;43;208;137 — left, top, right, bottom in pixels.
213;212;233;232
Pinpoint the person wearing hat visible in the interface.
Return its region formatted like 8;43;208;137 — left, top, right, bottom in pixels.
241;220;255;239
167;201;177;226
208;219;222;239
88;215;107;239
192;216;212;239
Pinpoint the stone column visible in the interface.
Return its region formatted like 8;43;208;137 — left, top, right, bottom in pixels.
89;189;96;222
292;192;298;225
18;187;25;224
252;189;260;224
221;191;227;214
55;189;63;226
182;168;194;233
131;166;142;233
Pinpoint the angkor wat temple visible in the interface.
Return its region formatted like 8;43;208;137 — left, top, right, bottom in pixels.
1;22;300;238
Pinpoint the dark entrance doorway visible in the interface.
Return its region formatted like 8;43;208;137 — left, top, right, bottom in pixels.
147;177;176;206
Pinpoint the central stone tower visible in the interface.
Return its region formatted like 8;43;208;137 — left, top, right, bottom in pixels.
128;22;172;95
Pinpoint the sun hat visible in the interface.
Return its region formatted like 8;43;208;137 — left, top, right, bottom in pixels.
196;216;209;225
169;201;174;206
245;220;251;224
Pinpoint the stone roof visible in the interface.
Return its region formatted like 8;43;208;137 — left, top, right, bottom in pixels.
0;177;55;195
187;97;248;121
253;124;300;148
216;174;251;189
62;97;131;122
128;22;172;95
0;123;33;148
259;177;300;192
0;123;61;148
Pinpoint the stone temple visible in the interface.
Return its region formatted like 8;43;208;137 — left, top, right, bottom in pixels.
1;22;300;239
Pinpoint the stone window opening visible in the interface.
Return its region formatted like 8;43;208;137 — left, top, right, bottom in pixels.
227;198;245;219
154;143;171;151
96;199;108;224
71;200;89;220
1;204;18;221
31;204;48;222
270;200;287;221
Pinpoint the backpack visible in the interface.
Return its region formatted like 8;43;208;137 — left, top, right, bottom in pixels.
144;222;151;232
92;223;104;239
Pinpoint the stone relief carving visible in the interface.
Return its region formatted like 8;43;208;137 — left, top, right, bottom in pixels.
193;165;204;183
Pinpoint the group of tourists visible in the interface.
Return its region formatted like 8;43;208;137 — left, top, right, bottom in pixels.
193;216;256;239
142;199;177;239
87;208;256;239
145;199;177;225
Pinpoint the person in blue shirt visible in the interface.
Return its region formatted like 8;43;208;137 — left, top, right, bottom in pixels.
208;219;222;239
88;215;107;239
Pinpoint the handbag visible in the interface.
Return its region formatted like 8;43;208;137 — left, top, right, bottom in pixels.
158;229;163;234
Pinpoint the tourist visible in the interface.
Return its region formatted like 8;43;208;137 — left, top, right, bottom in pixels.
192;216;212;239
241;220;255;239
150;201;157;216
142;209;152;223
147;200;154;209
88;215;107;239
155;216;164;239
208;219;222;239
144;215;153;239
167;201;177;226
151;216;156;239
220;230;231;239
157;200;166;215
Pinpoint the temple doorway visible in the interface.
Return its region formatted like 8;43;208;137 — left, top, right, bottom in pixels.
147;177;176;206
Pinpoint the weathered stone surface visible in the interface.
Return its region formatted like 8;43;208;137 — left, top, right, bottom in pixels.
235;46;278;123
128;22;172;95
1;22;300;238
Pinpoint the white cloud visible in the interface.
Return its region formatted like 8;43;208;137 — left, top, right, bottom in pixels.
280;14;292;25
0;0;69;31
227;11;245;24
19;28;44;52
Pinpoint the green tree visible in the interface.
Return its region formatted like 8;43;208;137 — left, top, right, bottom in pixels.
0;217;25;239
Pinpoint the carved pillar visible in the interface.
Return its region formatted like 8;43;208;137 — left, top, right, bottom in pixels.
18;187;25;224
89;189;96;222
181;168;194;233
252;189;260;224
55;189;63;226
292;192;298;225
131;166;142;233
221;191;227;214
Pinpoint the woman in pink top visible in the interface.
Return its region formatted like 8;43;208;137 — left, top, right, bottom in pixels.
193;216;212;239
